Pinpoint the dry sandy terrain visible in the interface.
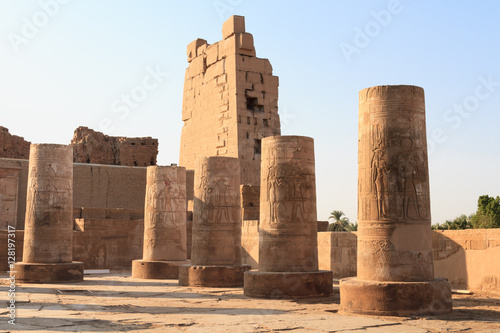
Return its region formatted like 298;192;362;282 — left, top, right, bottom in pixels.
1;272;499;332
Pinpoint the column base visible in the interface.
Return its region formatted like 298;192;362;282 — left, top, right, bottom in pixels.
132;259;190;279
340;277;452;316
244;270;333;299
179;264;251;287
11;262;84;283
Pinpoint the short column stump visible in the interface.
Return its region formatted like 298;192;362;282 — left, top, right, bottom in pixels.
132;259;190;279
178;264;251;287
12;262;84;283
340;277;452;316
244;270;333;299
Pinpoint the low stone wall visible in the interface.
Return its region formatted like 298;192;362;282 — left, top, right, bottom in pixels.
241;219;259;268
317;232;357;279
433;229;500;292
1;218;144;271
73;218;144;270
0;158;147;229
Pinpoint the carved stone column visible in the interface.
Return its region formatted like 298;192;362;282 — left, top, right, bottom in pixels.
340;85;452;315
132;166;189;279
179;157;250;287
12;144;83;283
244;136;333;298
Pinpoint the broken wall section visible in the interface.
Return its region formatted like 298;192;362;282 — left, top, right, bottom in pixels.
71;126;158;167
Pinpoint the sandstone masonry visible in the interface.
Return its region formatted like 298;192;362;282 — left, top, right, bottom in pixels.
0;126;30;159
179;15;280;186
71;126;158;166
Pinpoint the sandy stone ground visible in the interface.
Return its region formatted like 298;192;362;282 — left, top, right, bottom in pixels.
1;272;499;333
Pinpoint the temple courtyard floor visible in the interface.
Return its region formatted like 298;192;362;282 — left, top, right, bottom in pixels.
1;272;499;332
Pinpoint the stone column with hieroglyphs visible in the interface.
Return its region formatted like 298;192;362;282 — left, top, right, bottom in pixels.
12;144;83;283
244;136;333;298
340;85;452;316
132;166;189;279
179;156;250;287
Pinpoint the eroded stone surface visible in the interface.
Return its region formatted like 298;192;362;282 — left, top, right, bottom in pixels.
71;126;158;167
5;274;493;332
191;157;242;266
245;136;332;298
142;166;187;262
258;136;318;273
357;85;433;282
23;144;74;264
0;126;30;159
13;144;83;282
340;85;451;316
179;15;280;187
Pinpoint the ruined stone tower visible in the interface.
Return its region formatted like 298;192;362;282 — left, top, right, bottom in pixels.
179;15;280;186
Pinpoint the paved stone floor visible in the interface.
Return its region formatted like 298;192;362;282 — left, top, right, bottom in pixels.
1;272;499;332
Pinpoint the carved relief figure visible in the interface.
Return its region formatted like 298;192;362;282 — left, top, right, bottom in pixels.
371;147;390;220
394;137;425;220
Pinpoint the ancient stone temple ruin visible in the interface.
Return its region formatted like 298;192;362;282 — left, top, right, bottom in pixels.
12;144;83;282
179;15;280;186
132;166;189;279
71;126;158;166
340;85;452;315
244;136;333;298
179;156;250;287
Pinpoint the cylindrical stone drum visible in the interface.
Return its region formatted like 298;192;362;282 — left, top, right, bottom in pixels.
22;144;74;264
191;157;242;266
143;166;187;261
357;85;434;282
258;136;318;272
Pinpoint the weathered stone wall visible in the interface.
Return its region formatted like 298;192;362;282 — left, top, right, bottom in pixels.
241;219;259;268
318;229;500;293
433;229;500;292
240;185;259;221
318;232;357;279
1;158;147;229
73;218;144;269
0;127;30;159
71;126;158;167
179;15;280;187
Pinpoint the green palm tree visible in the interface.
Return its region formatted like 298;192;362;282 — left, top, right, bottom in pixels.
328;210;350;231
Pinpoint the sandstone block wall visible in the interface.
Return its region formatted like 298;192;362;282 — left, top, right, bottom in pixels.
241;219;259;268
317;232;357;279
240;185;259;221
0;127;30;160
0;158;147;229
73;218;144;269
71;127;158;167
179;15;280;187
433;229;500;292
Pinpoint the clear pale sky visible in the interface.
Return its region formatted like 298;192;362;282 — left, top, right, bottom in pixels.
1;0;499;224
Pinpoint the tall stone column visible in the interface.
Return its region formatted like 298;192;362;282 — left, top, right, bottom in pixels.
179;157;250;287
12;144;83;283
340;85;452;315
132;166;189;279
244;136;333;298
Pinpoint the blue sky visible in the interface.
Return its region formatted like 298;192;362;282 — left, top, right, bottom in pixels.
1;0;499;224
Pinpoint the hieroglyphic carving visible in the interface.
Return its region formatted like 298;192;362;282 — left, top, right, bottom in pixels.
191;156;242;266
142;166;187;262
22;144;74;264
357;85;434;282
258;136;319;273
